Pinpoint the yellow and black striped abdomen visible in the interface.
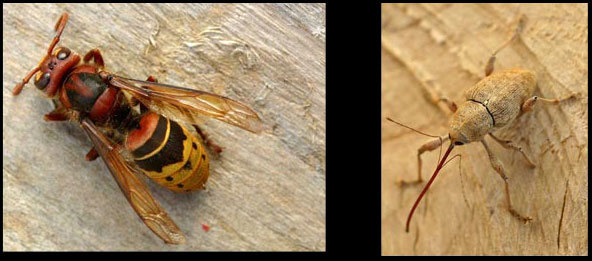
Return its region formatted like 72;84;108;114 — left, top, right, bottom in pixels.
125;112;209;193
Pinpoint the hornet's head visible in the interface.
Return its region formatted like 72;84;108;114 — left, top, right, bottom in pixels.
13;13;81;97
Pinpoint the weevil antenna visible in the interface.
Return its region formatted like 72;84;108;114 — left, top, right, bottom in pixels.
443;154;471;210
386;117;440;138
386;117;445;166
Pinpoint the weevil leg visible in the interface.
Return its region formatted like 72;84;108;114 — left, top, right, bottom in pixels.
435;97;458;113
398;136;449;187
441;154;471;210
521;94;576;112
485;15;526;76
481;139;533;224
424;92;458;114
488;133;536;168
83;48;105;69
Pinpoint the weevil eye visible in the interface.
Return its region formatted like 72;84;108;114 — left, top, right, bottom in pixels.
56;47;71;60
454;141;464;146
35;72;51;90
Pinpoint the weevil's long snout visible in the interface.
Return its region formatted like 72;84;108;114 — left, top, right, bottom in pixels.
405;142;455;233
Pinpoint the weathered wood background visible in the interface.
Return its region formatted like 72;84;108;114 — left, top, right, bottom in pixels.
3;3;325;251
382;3;587;255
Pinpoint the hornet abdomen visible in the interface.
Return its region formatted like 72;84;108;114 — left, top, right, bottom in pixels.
125;112;209;193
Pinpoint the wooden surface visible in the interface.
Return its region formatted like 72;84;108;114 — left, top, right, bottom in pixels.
382;3;587;255
3;3;325;251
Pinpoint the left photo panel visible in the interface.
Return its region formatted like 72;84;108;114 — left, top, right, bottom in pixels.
4;3;325;251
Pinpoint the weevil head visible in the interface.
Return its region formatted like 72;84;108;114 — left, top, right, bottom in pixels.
32;47;81;97
448;101;494;145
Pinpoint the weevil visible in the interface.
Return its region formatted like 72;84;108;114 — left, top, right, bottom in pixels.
387;16;575;233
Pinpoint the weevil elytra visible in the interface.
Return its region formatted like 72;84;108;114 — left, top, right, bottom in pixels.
387;15;576;233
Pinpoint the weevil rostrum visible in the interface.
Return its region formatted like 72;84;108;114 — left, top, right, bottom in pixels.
385;15;576;232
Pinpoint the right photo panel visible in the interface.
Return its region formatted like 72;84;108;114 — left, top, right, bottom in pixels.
381;3;587;255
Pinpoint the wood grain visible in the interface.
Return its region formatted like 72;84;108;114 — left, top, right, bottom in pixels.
3;3;325;251
382;3;587;255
